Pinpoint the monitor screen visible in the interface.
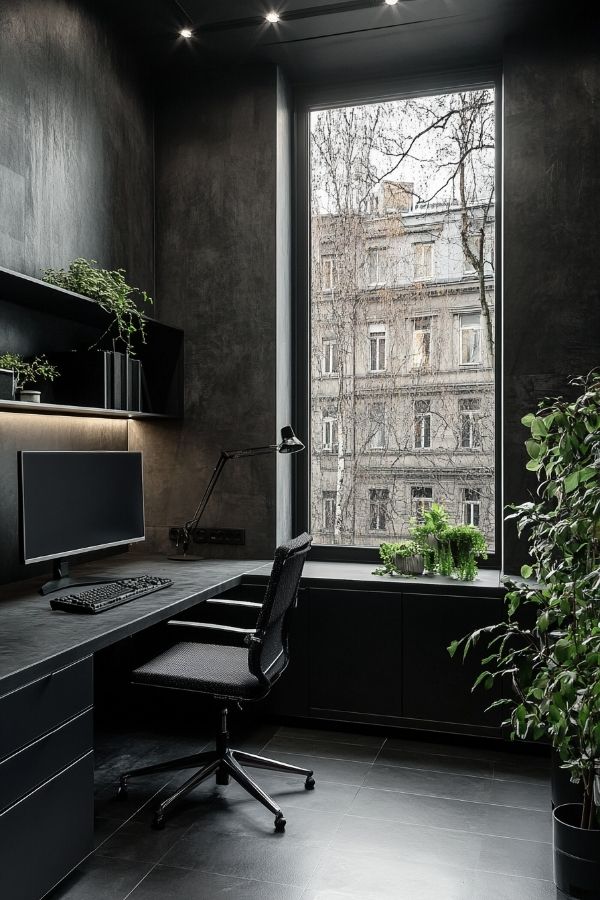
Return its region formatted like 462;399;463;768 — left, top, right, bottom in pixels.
19;451;145;564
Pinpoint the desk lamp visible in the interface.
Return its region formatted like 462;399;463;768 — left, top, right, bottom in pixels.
169;425;304;561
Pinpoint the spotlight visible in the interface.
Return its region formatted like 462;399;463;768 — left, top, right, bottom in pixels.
265;11;280;23
384;0;399;5
179;28;193;38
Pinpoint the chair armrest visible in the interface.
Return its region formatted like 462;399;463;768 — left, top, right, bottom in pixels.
168;620;258;635
205;599;262;609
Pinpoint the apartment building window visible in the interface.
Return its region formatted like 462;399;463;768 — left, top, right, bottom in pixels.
367;248;386;285
412;486;433;522
321;256;335;291
412;317;431;370
369;488;389;531
322;339;339;375
459;398;481;448
460;312;482;366
414;399;431;449
369;325;386;372
323;491;336;532
414;242;434;280
369;403;386;449
322;415;338;452
463;488;481;526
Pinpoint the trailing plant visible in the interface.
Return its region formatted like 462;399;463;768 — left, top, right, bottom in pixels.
449;370;600;829
373;540;421;576
42;258;153;354
443;524;488;581
0;352;59;390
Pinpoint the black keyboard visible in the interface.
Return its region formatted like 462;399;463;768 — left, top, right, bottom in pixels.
49;575;173;614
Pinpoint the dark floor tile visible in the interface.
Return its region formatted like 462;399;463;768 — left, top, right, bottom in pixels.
493;757;551;785
46;855;153;900
488;777;551;811
128;865;305;899
94;816;124;848
251;771;360;815
252;750;371;786
384;736;549;770
262;735;380;764
160;806;342;886
348;785;552;842
333;815;553;881
277;725;385;749
94;774;175;825
304;848;559;900
363;764;493;802
96;819;192;864
375;744;494;779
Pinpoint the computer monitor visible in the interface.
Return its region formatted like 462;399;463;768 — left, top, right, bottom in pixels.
19;450;145;595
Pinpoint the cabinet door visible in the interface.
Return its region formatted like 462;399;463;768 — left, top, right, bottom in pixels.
309;589;402;719
402;592;503;730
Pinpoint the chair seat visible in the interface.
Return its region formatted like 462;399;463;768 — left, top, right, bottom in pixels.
132;642;263;698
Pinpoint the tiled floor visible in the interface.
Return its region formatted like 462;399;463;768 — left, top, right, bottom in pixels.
49;721;567;899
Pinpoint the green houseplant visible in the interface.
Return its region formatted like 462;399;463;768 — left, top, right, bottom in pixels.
374;540;424;576
449;370;600;897
443;524;488;581
410;502;450;572
43;258;153;355
0;352;59;402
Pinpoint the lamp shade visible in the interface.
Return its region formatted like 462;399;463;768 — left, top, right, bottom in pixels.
278;426;304;454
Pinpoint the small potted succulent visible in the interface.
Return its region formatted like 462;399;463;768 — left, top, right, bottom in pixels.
374;540;424;577
0;352;59;403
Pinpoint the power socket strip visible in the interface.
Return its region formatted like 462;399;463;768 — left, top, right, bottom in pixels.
169;527;245;546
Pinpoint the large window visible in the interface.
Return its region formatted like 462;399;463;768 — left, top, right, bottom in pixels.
308;85;496;550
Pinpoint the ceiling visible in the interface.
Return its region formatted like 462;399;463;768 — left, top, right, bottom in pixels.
104;0;555;83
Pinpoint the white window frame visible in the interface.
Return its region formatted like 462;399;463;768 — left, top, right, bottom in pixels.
322;415;338;452
322;339;339;375
463;488;481;526
459;312;482;366
414;400;431;450
369;324;386;373
412;316;432;370
459;398;481;449
369;403;386;450
413;242;434;281
367;247;386;286
369;488;389;531
411;486;433;522
321;255;335;291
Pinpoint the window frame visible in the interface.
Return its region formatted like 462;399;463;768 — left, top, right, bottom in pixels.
368;324;387;373
322;338;339;376
293;67;502;566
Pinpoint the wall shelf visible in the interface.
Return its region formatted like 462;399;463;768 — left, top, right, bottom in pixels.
0;265;184;418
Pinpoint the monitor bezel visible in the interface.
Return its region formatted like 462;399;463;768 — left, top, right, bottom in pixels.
19;450;146;565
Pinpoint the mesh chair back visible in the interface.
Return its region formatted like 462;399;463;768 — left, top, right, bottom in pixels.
248;532;312;687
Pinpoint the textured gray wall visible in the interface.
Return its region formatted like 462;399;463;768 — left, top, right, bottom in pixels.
0;0;154;584
502;33;600;573
133;65;294;560
0;0;154;292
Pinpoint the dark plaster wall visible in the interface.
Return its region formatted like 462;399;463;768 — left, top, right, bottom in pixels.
0;0;155;585
134;65;294;560
0;0;154;293
502;32;600;573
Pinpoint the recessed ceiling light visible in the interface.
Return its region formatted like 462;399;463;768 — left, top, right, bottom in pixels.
179;28;193;38
265;11;280;23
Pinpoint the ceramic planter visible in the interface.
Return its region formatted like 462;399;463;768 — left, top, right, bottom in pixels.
394;554;424;576
18;389;41;403
553;802;600;898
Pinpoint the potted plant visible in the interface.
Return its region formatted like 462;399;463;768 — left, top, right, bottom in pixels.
410;502;450;572
449;370;600;898
0;352;59;403
443;523;487;581
374;540;424;576
42;258;153;355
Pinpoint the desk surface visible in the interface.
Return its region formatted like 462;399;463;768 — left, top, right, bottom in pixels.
0;554;266;696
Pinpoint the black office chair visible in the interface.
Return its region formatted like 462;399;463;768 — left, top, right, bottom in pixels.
117;532;313;832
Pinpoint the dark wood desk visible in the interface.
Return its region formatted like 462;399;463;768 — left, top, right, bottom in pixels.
0;553;267;900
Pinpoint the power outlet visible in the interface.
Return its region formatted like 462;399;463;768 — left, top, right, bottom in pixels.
169;527;245;546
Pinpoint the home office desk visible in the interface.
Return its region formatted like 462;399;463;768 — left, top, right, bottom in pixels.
0;553;267;900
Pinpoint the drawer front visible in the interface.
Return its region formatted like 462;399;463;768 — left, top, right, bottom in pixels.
0;709;93;813
0;751;94;900
0;656;93;761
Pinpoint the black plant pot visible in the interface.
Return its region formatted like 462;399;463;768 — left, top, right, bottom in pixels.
553;803;600;899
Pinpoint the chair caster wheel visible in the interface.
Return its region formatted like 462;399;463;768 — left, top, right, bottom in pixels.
274;815;286;833
305;776;315;790
117;780;128;800
152;812;166;830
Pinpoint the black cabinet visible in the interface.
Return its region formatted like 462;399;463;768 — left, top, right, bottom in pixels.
402;592;504;731
308;588;403;723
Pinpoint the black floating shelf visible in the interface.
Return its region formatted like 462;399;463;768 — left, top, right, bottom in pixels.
0;264;184;419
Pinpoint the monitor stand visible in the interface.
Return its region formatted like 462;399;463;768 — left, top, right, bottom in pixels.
39;559;118;597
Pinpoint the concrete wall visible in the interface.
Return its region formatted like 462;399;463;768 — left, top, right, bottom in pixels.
0;0;154;584
133;65;294;560
502;31;600;573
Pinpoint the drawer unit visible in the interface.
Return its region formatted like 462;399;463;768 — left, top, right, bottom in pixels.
0;709;93;813
0;752;94;900
0;656;93;761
